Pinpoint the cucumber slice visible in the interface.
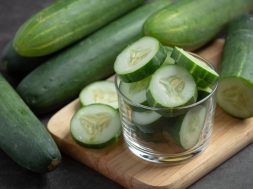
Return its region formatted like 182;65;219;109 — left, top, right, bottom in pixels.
119;76;150;105
147;65;197;108
164;105;207;150
163;46;175;65
70;104;121;148
79;81;118;109
217;78;253;118
132;110;162;133
197;86;213;101
114;36;167;83
171;47;219;87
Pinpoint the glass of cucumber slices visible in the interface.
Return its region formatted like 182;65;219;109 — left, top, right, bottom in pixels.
114;36;219;164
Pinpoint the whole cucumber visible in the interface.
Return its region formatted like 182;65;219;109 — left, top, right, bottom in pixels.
14;0;144;57
144;0;253;50
1;41;48;77
17;0;173;114
217;14;253;118
0;74;61;173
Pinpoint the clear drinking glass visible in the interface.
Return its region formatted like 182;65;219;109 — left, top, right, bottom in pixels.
115;54;218;164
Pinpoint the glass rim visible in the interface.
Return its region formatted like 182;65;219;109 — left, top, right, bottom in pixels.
114;52;219;111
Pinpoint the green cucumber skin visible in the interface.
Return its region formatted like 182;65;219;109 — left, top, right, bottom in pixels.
217;14;253;118
17;0;173;114
14;0;144;57
171;49;218;86
118;43;167;83
219;14;253;81
1;41;48;76
144;0;253;50
0;74;61;173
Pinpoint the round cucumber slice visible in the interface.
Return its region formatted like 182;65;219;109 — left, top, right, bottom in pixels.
217;77;253;118
119;76;150;105
164;105;207;150
79;81;118;109
147;64;197;108
132;110;162;134
171;47;219;87
70;104;121;148
114;36;167;83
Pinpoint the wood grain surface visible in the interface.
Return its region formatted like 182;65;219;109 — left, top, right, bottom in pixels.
47;39;253;189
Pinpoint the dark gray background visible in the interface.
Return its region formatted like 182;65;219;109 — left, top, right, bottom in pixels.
0;0;252;188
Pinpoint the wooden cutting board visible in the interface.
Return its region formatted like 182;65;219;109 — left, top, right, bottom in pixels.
47;39;253;189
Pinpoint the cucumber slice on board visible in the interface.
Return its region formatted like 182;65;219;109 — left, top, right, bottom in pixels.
79;81;118;109
119;76;150;105
147;64;197;108
164;105;207;150
114;36;167;83
171;47;219;88
70;104;121;148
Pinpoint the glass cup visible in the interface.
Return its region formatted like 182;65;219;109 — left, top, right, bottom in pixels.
115;54;218;164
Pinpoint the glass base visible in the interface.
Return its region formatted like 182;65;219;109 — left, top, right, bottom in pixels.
124;133;210;164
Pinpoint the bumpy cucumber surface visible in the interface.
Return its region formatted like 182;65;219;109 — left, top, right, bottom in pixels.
0;74;61;173
144;0;253;50
217;14;253;118
17;0;172;114
14;0;144;56
1;41;48;76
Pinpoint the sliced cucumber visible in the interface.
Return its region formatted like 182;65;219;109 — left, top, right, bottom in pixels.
163;46;175;65
70;104;121;148
119;76;150;105
132;110;162;133
217;78;253;118
114;36;167;82
164;105;207;150
197;86;213;101
147;65;197;108
79;81;118;109
171;47;219;87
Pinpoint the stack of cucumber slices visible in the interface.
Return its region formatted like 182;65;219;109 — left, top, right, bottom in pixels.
70;81;121;148
114;36;219;150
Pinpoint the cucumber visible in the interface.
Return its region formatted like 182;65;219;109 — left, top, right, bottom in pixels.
132;110;162;133
14;0;144;57
119;76;150;105
171;47;219;88
70;104;121;148
79;81;118;109
0;74;61;173
17;0;172;114
197;87;212;101
217;14;253;118
147;65;197;108
1;41;48;76
114;36;167;82
163;46;175;65
163;105;207;150
144;0;253;50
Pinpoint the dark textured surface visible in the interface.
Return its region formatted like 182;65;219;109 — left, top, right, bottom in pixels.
0;0;252;189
